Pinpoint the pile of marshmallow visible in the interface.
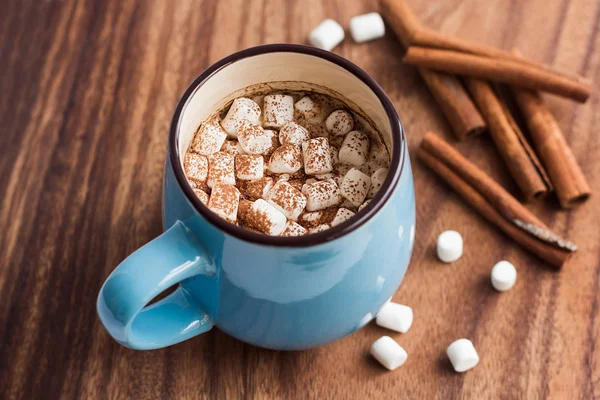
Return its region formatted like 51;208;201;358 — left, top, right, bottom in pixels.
184;93;389;236
370;231;518;373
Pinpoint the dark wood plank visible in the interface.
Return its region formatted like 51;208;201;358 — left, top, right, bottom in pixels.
0;0;599;398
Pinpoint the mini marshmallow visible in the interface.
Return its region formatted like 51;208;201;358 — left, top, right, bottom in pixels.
491;261;517;292
221;98;261;137
368;168;388;198
192;117;228;155
370;336;408;371
235;154;264;180
447;339;479;373
299;211;324;224
238;177;273;200
263;94;294;128
349;12;385;43
358;199;371;212
303;179;342;211
220;139;243;154
208;184;239;222
268;144;303;174
437;230;463;263
368;141;390;164
193;189;209;205
184;153;208;185
263;129;280;156
339;130;370;166
268;180;307;220
360;160;389;176
314;172;335;181
237;120;273;155
308;224;331;233
331;207;355;226
279;121;311;147
238;198;286;236
280;221;307;237
303;137;333;175
207;152;235;188
306;123;330;139
326;110;354;136
376;302;413;333
309;19;345;51
340;168;371;207
294;96;326;123
329;146;339;166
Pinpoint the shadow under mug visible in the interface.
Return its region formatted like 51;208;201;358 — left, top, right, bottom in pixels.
97;44;416;351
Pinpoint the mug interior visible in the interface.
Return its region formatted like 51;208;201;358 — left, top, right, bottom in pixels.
171;44;404;246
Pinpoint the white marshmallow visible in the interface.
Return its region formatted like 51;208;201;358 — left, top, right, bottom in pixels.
279;121;310;147
370;336;408;371
359;160;389;176
299;211;323;224
294;96;326;123
239;199;287;236
192;117;228;155
263;94;294;128
268;144;303;174
358;199;371;212
314;172;335;181
221;98;261;137
349;12;385;43
329;146;339;166
280;221;307;237
340;168;371;207
193;189;209;205
447;339;479;373
491;261;517;292
376;302;413;333
235;154;263;180
308;224;331;233
339;130;370;166
340;199;358;211
303;179;342;211
308;19;345;51
368;141;390;164
207;152;235;188
207;184;239;222
368;168;388;198
326;110;354;136
268;180;307;220
237;120;273;155
302;137;333;175
437;230;463;263
220;139;243;154
184;153;208;185
331;207;355;226
306;123;330;139
238;177;273;200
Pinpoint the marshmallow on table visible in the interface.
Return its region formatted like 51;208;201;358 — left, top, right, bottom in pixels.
368;168;388;198
280;221;307;237
349;12;385;43
370;336;408;371
303;137;333;175
331;207;355;226
268;144;303;174
235;154;263;180
208;184;240;222
339;130;370;166
268;180;307;220
238;177;273;200
263;94;294;128
221;98;261;137
238;198;286;236
207;152;235;188
302;179;343;211
193;189;209;205
237;120;273;155
491;261;517;291
192;117;228;155
326;110;354;136
447;339;479;373
437;230;463;263
184;153;208;185
340;168;371;207
279;121;311;147
376;302;413;333
308;19;345;51
294;96;326;123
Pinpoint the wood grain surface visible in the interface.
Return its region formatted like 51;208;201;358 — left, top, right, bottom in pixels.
1;0;599;398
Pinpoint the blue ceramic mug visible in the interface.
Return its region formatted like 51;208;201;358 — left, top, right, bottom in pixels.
97;44;415;350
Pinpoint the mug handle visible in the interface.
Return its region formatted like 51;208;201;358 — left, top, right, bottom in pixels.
97;221;214;350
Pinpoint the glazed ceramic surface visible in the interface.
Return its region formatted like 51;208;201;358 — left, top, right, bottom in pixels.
97;44;416;350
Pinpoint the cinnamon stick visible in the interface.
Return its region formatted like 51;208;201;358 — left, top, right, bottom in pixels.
418;132;576;268
464;78;552;200
403;47;591;102
512;88;591;208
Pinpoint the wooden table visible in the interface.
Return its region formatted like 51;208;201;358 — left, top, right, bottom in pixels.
1;0;598;398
